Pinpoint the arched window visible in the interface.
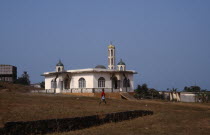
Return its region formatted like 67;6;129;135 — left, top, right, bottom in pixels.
123;78;130;87
123;78;127;87
64;78;70;89
60;81;63;90
58;67;60;72
111;50;113;56
79;78;86;88
98;77;105;88
127;79;130;87
120;66;123;71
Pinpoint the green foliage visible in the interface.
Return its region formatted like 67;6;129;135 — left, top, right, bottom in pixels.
134;84;148;99
15;71;30;85
40;81;45;88
148;88;160;98
134;83;160;99
183;86;201;92
167;88;178;92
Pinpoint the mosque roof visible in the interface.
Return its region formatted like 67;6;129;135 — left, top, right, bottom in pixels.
42;68;137;76
117;59;126;65
56;60;64;66
95;65;106;69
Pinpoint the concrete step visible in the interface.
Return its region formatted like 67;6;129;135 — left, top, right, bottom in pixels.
120;92;137;101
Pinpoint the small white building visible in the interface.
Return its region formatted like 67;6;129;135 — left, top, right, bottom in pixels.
160;91;201;102
42;44;137;93
30;83;41;88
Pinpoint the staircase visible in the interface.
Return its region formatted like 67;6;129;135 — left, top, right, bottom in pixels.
120;92;137;101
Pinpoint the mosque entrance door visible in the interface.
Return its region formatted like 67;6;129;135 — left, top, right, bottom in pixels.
64;78;70;90
112;76;118;90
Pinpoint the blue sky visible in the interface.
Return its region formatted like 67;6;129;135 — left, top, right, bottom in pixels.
0;0;210;90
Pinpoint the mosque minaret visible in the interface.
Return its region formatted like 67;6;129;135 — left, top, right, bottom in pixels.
108;43;116;70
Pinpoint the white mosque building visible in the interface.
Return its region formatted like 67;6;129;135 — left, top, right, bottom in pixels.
43;44;137;93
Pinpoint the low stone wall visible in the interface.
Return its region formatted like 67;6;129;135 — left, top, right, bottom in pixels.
0;110;153;135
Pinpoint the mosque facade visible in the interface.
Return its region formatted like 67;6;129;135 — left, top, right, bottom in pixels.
43;44;137;93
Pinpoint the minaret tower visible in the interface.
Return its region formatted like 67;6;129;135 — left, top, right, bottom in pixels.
108;42;116;69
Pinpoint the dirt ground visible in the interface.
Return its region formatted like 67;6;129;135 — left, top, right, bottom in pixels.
0;92;210;135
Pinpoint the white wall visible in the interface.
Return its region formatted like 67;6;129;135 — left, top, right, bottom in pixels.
45;76;54;90
180;93;196;102
93;73;112;88
70;73;94;88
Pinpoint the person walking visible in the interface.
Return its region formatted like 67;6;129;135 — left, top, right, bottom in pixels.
99;88;106;105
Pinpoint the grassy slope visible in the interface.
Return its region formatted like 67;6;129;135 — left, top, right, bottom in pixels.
54;101;210;135
0;92;150;127
0;81;41;92
0;91;210;135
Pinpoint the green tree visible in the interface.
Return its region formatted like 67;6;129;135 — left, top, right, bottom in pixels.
148;88;160;99
40;81;45;88
135;83;154;99
134;85;142;99
183;86;201;92
171;88;177;92
15;71;30;85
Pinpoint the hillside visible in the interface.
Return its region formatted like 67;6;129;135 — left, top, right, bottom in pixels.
0;81;42;93
0;91;210;135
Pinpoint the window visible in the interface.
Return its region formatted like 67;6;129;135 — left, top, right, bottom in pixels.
64;78;70;89
79;78;86;88
58;67;60;72
120;66;123;71
111;50;113;56
123;78;130;87
98;77;105;88
60;81;63;90
51;80;54;88
123;78;127;87
127;79;130;87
